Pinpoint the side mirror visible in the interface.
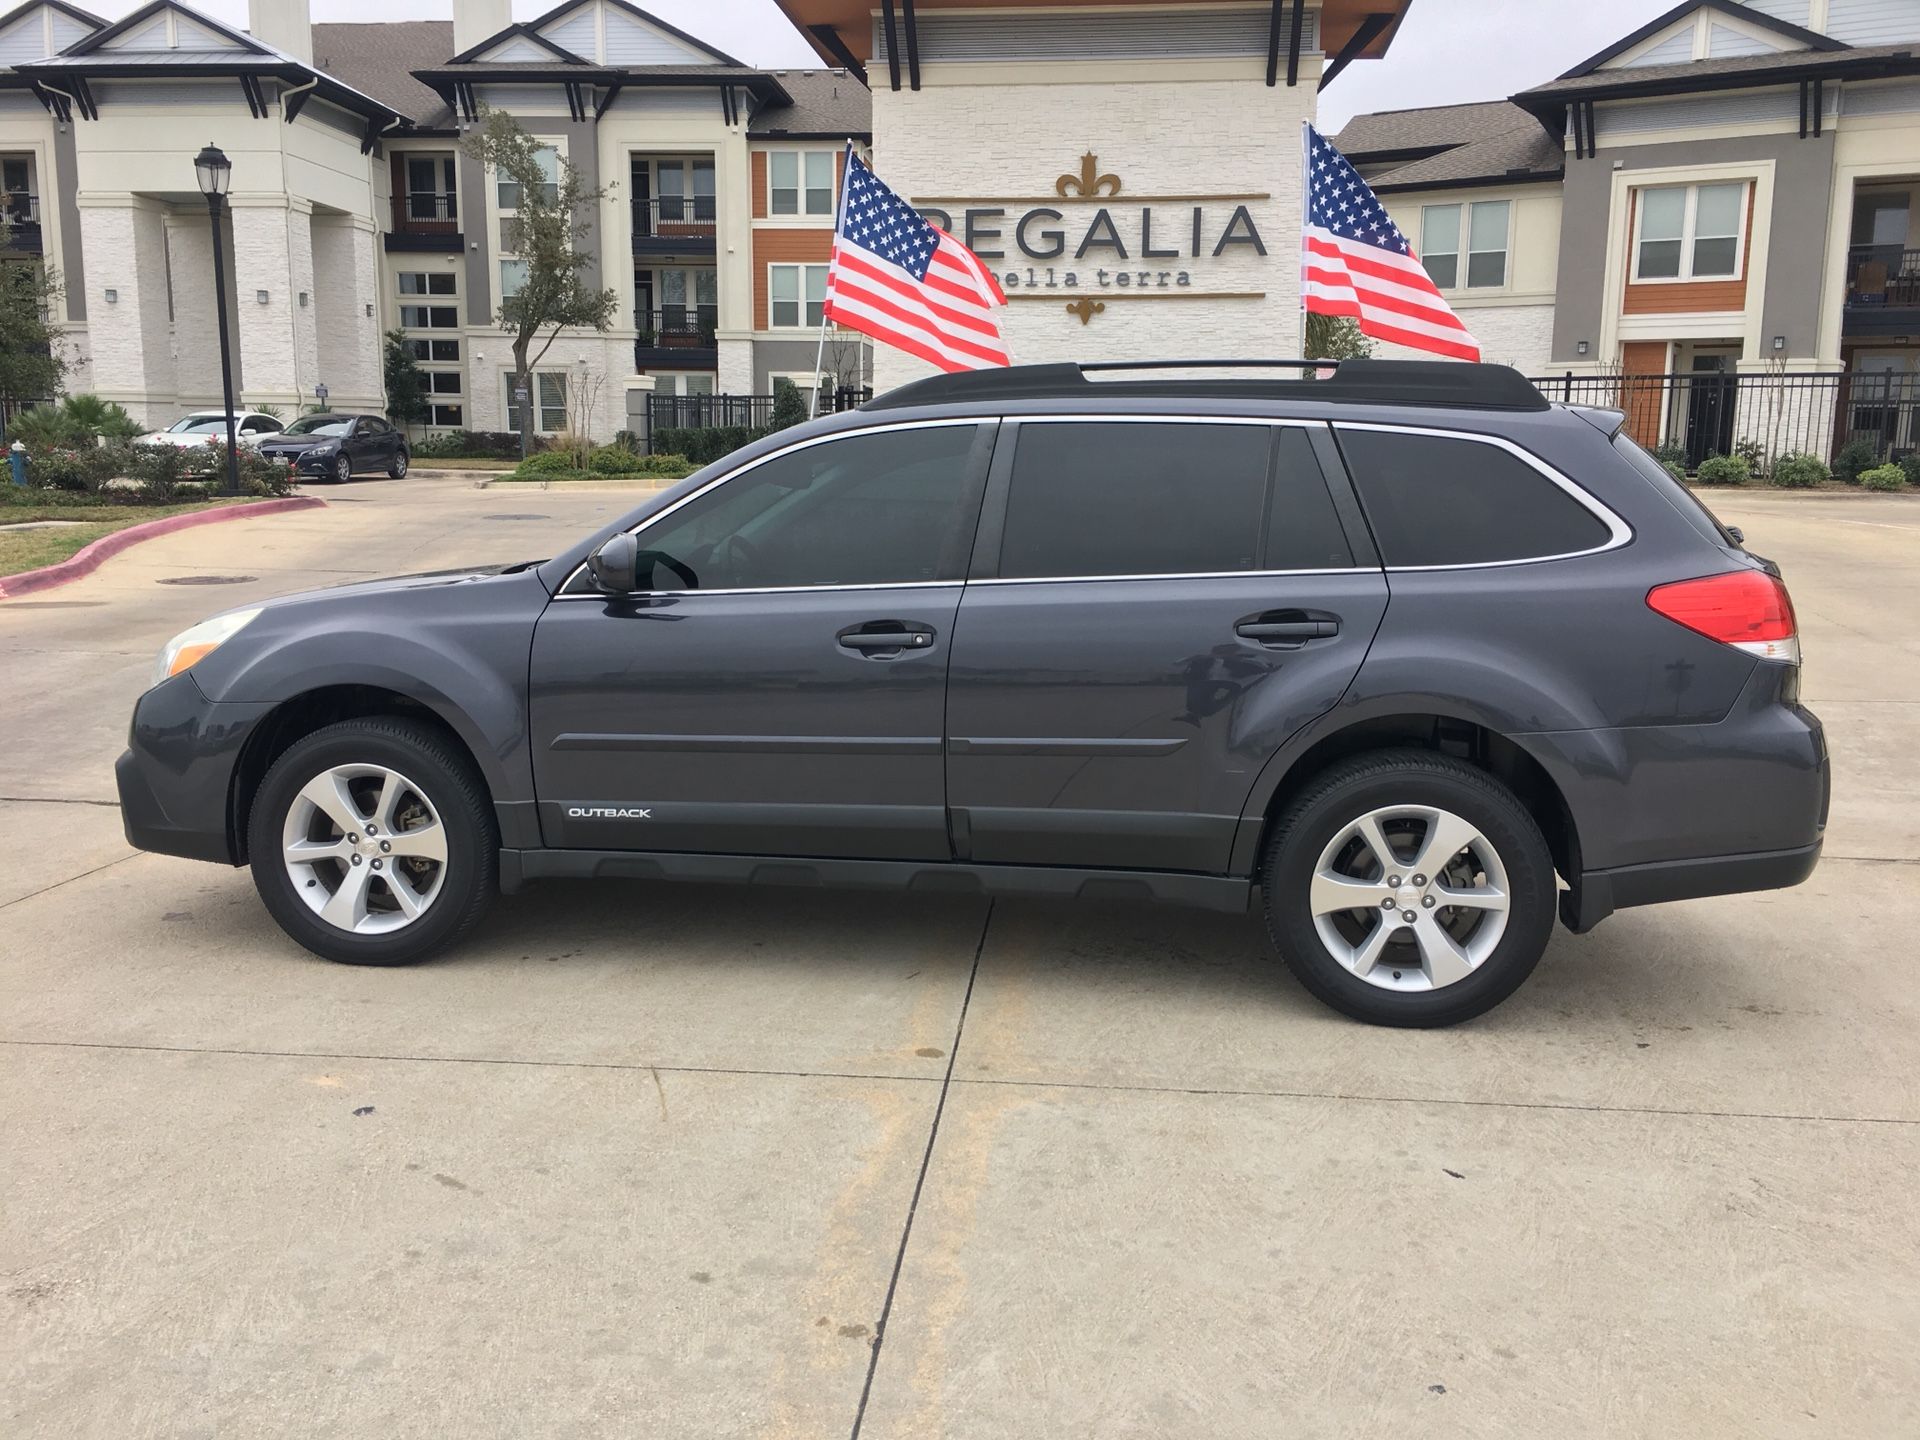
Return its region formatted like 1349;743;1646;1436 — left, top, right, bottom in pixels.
586;532;638;593
1724;525;1745;547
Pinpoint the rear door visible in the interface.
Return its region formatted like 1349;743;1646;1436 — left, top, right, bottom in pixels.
944;417;1388;874
529;420;996;859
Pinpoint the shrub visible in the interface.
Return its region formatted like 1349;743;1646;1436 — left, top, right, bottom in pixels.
640;453;695;479
652;425;768;466
137;442;294;498
1860;464;1909;493
1899;453;1920;490
1661;460;1688;484
1653;442;1687;469
1693;453;1752;486
770;376;809;431
410;429;523;460
57;394;145;440
514;449;579;477
588;444;645;475
1768;452;1829;489
9;404;85;450
1833;437;1880;485
1732;437;1769;479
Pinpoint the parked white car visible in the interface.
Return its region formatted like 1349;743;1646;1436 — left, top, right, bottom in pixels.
137;411;285;449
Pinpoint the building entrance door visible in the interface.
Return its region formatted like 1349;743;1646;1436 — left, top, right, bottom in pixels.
1679;347;1739;467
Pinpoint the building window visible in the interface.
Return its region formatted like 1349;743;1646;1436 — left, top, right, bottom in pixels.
410;338;461;363
398;272;456;296
429;404;464;427
506;372;568;433
499;259;528;300
404;156;456;223
428;371;463;395
497;145;559;210
770;263;828;328
1634;182;1746;282
770;150;835;217
1419;200;1510;290
400;304;458;329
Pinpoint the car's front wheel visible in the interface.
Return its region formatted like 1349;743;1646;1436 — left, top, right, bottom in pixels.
1261;749;1556;1027
332;454;352;483
248;718;496;965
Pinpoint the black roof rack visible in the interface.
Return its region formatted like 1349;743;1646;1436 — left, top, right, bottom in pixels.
862;359;1551;413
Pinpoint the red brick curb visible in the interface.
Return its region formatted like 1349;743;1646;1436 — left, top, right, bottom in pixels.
0;496;326;600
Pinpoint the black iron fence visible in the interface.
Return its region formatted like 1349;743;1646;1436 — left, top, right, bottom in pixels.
632;195;717;241
2;190;37;225
639;385;873;451
397;191;458;230
1527;369;1919;470
1847;244;1920;309
635;306;718;349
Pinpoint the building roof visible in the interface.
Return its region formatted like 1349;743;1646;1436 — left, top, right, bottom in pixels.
1560;0;1844;77
747;67;870;138
1518;40;1920;106
312;20;454;129
1335;100;1562;193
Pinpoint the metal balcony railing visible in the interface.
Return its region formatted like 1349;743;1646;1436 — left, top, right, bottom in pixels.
635;305;718;349
396;191;458;233
633;195;717;241
2;191;39;226
1847;244;1920;308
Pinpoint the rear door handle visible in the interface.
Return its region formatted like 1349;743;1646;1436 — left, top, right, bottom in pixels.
838;622;936;654
1236;614;1340;644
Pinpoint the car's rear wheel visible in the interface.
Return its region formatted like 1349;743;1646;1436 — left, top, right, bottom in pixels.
248;718;496;965
333;454;352;483
1261;749;1556;1027
389;450;409;479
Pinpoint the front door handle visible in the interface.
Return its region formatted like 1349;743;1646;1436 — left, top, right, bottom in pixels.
838;621;936;655
1235;611;1340;646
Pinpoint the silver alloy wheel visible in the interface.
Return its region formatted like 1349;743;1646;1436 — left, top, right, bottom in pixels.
393;452;409;477
281;763;448;934
334;454;352;482
1308;804;1511;992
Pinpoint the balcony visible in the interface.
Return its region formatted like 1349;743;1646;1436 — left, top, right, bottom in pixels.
632;196;716;256
1;191;41;254
634;306;718;370
386;191;462;254
1844;244;1920;336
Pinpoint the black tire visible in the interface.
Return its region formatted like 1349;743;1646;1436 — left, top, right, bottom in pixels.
333;453;352;483
1260;748;1556;1028
389;449;409;479
248;717;497;966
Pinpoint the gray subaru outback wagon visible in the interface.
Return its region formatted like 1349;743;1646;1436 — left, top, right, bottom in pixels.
117;360;1827;1026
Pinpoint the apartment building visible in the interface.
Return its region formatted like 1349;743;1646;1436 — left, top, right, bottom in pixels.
0;0;872;441
1338;0;1920;463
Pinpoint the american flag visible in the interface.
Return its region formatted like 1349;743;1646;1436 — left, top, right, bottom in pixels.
1301;125;1480;362
823;149;1010;373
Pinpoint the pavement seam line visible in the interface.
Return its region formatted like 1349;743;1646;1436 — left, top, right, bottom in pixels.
0;853;140;911
849;898;993;1440
0;1038;947;1088
0;795;122;807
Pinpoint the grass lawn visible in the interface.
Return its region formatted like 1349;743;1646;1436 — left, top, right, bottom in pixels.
0;500;248;575
409;456;518;470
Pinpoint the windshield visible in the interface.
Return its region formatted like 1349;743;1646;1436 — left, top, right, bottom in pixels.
284;417;352;437
167;416;229;434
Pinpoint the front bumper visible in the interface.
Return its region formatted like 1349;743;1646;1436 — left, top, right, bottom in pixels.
115;672;271;866
260;449;337;475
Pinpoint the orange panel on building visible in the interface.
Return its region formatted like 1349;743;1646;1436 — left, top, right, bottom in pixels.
1622;186;1756;316
751;152;767;219
751;228;835;330
1620;341;1670;450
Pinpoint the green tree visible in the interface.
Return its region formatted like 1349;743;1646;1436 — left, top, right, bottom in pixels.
462;107;616;457
770;376;808;431
1304;312;1374;362
383;329;430;428
0;217;68;422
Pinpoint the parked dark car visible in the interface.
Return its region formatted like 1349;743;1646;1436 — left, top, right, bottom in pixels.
257;413;409;482
117;361;1826;1026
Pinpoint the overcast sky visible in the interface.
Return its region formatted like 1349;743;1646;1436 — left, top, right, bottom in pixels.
89;0;1680;126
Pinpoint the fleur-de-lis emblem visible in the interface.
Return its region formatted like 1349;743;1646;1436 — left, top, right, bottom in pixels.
1065;299;1106;326
1056;152;1121;198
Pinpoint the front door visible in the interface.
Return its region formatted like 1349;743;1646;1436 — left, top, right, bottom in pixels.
530;421;997;858
1681;348;1738;466
945;419;1388;874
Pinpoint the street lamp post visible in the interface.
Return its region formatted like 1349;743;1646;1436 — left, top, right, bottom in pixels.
194;143;240;497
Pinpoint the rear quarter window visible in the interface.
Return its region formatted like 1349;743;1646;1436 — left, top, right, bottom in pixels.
1612;433;1739;548
1335;427;1614;567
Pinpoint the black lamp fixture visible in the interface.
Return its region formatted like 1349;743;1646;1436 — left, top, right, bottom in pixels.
194;143;240;497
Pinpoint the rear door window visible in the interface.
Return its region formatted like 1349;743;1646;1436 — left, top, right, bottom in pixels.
998;422;1350;579
1336;427;1613;566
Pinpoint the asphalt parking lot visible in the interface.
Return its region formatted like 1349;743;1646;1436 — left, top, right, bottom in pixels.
3;476;1917;1437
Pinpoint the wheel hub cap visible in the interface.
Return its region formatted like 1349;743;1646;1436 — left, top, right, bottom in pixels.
282;762;448;935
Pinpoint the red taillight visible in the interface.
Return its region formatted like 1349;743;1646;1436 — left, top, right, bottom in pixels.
1647;570;1800;663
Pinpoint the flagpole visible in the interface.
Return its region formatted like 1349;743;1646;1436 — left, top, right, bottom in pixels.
809;139;856;419
1299;119;1312;363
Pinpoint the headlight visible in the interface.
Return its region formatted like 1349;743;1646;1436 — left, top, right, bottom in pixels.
152;608;262;687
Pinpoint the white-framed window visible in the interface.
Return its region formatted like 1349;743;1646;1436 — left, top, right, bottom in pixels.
399;303;458;329
428;403;464;427
1633;182;1746;282
769;263;829;328
497;145;559;210
499;259;528;300
505;372;568;433
769;150;836;217
409;338;461;363
655;373;716;398
1419;200;1510;291
397;272;455;296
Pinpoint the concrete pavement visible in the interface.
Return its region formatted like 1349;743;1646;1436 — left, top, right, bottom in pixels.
2;478;1916;1437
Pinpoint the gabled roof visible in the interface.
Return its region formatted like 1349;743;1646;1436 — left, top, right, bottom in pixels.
1518;39;1920;111
1560;0;1844;78
0;0;104;41
523;0;742;67
746;67;870;139
53;0;267;55
1335;100;1562;194
449;22;589;67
